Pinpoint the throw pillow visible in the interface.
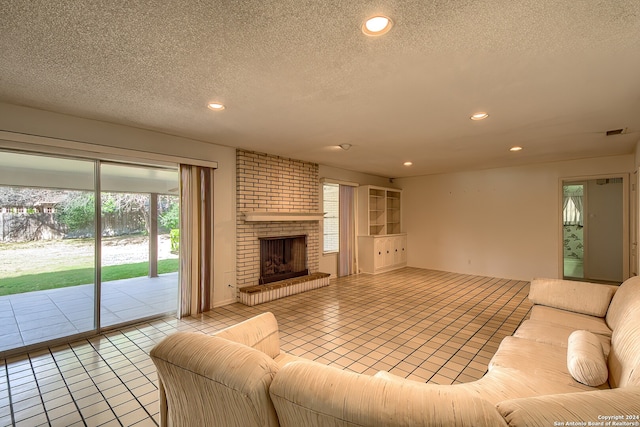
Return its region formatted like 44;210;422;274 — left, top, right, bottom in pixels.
567;330;608;386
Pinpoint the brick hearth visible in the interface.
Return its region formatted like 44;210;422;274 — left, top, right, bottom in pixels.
238;272;330;306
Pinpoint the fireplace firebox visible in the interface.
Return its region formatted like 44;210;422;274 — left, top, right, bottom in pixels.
259;235;308;284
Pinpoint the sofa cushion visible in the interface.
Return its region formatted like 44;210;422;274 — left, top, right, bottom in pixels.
150;332;280;427
457;366;565;405
496;387;640;427
606;275;640;331
529;305;612;336
514;319;611;357
529;278;617;317
567;330;608;386
213;312;281;359
270;361;508;427
608;307;640;388
488;336;608;393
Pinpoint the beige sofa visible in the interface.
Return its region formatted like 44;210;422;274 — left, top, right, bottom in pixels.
150;276;640;427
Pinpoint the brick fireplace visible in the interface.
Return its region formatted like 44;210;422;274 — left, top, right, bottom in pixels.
236;150;321;296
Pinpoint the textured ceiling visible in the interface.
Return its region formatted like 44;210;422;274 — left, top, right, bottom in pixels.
1;0;639;178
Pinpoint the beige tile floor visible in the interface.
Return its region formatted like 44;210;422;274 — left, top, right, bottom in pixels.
0;267;532;426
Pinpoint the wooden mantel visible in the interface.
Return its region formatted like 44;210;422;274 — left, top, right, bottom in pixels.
243;211;325;222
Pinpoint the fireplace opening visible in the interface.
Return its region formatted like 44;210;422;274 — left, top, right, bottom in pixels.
259;235;309;284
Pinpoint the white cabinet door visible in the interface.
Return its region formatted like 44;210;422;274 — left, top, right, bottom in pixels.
399;235;407;263
384;238;394;267
393;236;403;265
360;234;407;274
374;238;386;270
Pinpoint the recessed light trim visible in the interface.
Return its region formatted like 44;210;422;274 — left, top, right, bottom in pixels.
510;146;523;152
362;15;393;36
403;161;413;166
207;102;225;111
470;112;489;121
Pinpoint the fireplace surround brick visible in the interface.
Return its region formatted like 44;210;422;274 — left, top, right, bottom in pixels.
236;150;320;294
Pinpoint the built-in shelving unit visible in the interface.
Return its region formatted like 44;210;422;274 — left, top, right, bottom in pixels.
357;185;406;274
386;190;401;235
368;188;386;235
358;186;403;236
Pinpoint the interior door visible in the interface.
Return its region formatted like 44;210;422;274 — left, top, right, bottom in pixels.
562;176;627;283
562;182;586;279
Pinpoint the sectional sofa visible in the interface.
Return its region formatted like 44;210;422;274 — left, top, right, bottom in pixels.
150;275;640;426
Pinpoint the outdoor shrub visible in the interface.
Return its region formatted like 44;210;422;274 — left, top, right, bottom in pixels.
56;193;95;231
170;228;179;253
160;202;179;231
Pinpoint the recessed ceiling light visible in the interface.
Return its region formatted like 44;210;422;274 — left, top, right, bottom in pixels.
362;15;393;36
339;144;352;151
403;161;413;166
510;146;523;152
207;102;225;111
470;112;489;121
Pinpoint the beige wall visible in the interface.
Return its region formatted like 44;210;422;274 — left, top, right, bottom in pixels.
0;102;237;308
319;165;394;188
396;155;634;281
3;101;638;296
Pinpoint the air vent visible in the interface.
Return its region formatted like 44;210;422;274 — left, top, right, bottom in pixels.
606;128;626;136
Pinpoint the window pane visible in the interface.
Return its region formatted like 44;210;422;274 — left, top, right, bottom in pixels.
0;151;96;352
323;183;339;253
99;163;179;327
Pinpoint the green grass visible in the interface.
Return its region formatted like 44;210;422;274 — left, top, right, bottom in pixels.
0;259;179;296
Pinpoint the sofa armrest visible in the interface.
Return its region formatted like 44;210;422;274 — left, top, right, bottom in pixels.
496;386;640;427
529;278;617;317
269;361;507;427
150;332;280;427
213;312;281;359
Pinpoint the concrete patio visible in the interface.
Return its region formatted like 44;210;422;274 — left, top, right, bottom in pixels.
0;272;178;353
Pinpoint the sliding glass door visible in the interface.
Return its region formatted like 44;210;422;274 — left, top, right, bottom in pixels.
0;151;179;354
0;152;96;352
100;163;179;327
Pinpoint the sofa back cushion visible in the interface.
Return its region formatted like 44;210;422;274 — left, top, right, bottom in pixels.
529;278;617;317
608;306;640;388
606;275;640;331
150;332;280;427
213;311;281;359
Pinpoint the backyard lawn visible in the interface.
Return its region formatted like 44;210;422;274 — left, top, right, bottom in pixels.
0;235;178;296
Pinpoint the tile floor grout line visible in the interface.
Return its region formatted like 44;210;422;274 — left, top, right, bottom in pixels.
3;361;16;427
66;341;122;427
452;280;532;383
46;344;90;427
28;352;53;427
413;279;529;383
98;331;160;426
448;279;532;382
